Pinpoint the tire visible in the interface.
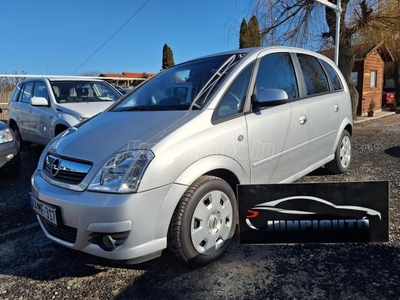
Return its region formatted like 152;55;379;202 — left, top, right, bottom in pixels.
168;175;238;267
326;129;351;174
9;123;30;151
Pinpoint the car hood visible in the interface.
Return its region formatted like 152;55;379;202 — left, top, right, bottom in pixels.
47;111;195;163
55;102;114;118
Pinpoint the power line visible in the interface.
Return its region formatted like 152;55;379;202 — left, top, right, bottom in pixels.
71;0;151;75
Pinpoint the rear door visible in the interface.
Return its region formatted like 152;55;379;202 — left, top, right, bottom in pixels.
245;51;311;183
17;81;35;142
30;81;54;144
296;54;341;166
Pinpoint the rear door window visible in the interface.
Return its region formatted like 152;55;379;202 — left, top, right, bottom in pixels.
21;82;34;104
298;54;329;95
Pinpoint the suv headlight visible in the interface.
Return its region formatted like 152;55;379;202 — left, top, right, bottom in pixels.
0;128;13;144
88;150;154;193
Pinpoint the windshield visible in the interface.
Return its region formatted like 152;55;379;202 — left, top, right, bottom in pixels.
112;54;242;112
51;81;121;103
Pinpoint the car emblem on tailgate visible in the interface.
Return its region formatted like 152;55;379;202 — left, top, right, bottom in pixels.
51;159;61;177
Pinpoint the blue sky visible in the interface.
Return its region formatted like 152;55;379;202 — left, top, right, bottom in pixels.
0;0;251;76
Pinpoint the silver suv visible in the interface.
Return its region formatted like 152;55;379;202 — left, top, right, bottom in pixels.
31;47;353;266
8;77;121;149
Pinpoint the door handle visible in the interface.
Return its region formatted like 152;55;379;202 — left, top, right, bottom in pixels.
334;104;339;112
299;115;307;125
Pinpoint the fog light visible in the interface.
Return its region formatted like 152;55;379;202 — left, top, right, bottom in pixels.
101;235;116;251
6;154;14;161
89;231;130;252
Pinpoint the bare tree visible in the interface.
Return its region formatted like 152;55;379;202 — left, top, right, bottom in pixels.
355;0;400;103
0;71;26;93
251;0;400;118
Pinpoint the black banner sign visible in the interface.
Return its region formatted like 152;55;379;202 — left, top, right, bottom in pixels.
238;181;389;244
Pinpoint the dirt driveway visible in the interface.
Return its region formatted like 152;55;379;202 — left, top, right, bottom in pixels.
1;115;400;300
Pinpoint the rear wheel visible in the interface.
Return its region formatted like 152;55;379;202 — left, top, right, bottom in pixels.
168;175;237;266
326;129;351;174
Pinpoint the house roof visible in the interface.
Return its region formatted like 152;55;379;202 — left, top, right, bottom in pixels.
353;42;394;62
319;42;394;62
99;73;128;78
99;72;156;79
123;72;155;78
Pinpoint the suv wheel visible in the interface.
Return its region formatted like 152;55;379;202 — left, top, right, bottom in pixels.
10;123;30;151
326;129;351;173
168;175;237;266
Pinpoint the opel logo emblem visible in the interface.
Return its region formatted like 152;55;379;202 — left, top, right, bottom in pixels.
51;159;61;177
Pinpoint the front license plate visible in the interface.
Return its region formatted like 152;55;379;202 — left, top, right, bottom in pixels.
30;194;57;226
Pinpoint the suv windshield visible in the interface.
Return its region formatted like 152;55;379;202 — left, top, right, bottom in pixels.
112;54;243;112
51;81;121;103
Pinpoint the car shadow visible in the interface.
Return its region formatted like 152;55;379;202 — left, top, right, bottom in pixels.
0;235;189;281
114;243;400;300
385;146;400;158
304;167;335;176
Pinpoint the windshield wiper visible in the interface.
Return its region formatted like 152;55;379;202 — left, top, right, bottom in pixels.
190;54;239;110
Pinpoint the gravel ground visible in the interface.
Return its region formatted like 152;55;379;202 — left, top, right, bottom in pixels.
0;114;400;300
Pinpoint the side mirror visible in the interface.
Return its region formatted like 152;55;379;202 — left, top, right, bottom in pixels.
253;89;289;108
31;96;49;106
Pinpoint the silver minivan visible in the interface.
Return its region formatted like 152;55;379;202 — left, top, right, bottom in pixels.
31;47;353;266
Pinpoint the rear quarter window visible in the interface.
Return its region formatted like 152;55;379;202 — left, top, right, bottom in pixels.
10;82;23;102
320;60;343;91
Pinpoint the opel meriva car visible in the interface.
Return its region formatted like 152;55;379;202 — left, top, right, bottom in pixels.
31;47;353;266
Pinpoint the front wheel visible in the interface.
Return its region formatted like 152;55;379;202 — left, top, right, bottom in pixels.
168;175;238;266
326;129;351;174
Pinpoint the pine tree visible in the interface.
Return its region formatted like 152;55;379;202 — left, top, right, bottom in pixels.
239;18;248;48
162;44;175;70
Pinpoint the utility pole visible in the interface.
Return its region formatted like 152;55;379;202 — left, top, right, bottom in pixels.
314;0;342;65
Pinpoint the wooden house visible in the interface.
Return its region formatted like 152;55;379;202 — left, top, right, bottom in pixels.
99;71;155;87
352;42;393;115
321;42;393;116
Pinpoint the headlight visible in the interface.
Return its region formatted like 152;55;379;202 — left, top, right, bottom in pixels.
88;150;154;193
0;128;13;144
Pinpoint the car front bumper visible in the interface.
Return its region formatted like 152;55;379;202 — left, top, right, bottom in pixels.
31;170;188;263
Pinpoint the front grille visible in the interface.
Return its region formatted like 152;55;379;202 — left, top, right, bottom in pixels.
39;216;77;243
44;154;92;185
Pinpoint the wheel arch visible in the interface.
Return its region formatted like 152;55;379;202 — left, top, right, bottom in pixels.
174;155;248;188
8;118;17;127
54;123;69;136
154;155;248;240
330;119;353;154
